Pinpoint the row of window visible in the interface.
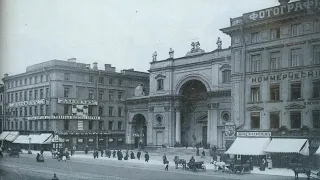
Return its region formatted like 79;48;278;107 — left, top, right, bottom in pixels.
70;120;123;131
250;45;320;72
7;88;49;103
8;74;49;89
249;21;320;44
64;87;124;101
250;81;320;102
65;73;124;86
63;105;123;117
250;110;320;129
8;105;50;117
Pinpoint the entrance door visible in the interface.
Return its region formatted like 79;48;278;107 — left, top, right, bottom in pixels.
202;126;207;145
156;132;164;146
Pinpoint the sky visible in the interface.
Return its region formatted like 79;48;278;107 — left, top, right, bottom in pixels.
0;0;286;80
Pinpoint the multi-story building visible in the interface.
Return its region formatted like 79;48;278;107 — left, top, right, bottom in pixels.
0;84;4;133
125;42;231;149
221;0;320;165
2;58;149;150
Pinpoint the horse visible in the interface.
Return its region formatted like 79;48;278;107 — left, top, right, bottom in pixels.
289;163;311;180
213;161;226;171
173;156;186;169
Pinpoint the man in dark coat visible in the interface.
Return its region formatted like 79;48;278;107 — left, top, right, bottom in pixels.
124;151;129;160
145;152;149;162
137;151;141;160
85;145;89;154
130;151;135;159
100;148;104;157
249;157;253;170
113;150;116;158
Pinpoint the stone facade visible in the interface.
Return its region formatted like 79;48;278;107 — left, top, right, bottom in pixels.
126;45;232;149
2;59;148;150
0;84;3;132
221;0;320;149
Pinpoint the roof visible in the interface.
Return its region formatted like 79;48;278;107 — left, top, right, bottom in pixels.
225;137;271;155
264;138;309;156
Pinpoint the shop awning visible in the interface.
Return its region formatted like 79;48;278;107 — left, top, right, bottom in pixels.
225;137;271;155
4;131;20;142
0;131;11;141
27;134;42;144
315;146;320;155
264;138;309;156
13;135;30;144
38;134;53;144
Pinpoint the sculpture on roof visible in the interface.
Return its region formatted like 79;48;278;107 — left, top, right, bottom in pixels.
169;48;174;59
186;41;205;57
152;51;157;62
216;37;222;50
134;84;145;97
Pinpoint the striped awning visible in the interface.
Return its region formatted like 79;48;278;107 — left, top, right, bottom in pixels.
225;137;271;155
0;131;11;141
13;135;30;144
264;138;309;156
4;132;20;142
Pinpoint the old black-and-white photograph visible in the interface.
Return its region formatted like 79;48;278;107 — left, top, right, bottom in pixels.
0;0;320;179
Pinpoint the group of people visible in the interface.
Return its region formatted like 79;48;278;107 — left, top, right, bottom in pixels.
92;148;150;162
51;148;71;161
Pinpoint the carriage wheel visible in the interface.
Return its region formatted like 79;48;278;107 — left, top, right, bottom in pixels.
202;165;206;172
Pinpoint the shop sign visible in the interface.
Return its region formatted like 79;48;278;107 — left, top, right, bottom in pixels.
251;70;320;83
27;115;100;120
54;135;59;141
237;131;271;137
243;0;320;23
8;99;46;108
58;98;98;105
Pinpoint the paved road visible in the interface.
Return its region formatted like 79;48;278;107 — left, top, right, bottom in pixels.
0;154;307;180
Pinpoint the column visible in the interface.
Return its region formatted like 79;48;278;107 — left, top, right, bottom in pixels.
147;106;154;145
175;107;181;144
207;102;219;147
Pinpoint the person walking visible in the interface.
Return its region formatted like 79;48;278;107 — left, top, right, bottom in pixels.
0;145;3;158
145;152;149;163
201;150;205;158
137;151;141;160
100;148;104;157
163;154;169;171
85;145;89;154
113;150;116;158
130;151;135;159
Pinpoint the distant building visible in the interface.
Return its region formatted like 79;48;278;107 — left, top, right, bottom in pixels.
0;84;4;132
221;0;320;163
2;59;148;150
125;43;231;149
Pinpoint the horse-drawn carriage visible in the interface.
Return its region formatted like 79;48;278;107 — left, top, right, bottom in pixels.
7;148;20;158
187;161;206;172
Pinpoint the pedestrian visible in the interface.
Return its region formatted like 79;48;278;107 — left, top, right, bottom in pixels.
259;158;266;171
101;148;104;157
72;145;76;156
107;149;111;158
165;163;169;171
201;150;205;158
113;150;116;158
85;145;89;154
130;151;135;159
145;152;149;163
137;151;141;160
93;150;97;159
267;156;273;169
124;151;129;160
249;157;253;170
163;154;168;164
0;145;3;158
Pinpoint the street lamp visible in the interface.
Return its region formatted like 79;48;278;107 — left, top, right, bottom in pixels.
28;137;32;154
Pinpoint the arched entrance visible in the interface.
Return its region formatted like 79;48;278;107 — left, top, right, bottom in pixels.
179;80;208;147
132;114;147;149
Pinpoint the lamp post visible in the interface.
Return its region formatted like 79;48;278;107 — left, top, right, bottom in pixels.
28;137;32;154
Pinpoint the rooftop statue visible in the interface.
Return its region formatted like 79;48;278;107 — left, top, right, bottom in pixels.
152;51;157;62
134;84;145;97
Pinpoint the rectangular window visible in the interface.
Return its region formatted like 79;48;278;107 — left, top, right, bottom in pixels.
118;107;122;117
99;91;104;100
19;108;22;117
291;49;302;67
290;111;301;129
19;92;22;101
251;112;260;129
109;78;113;85
88;106;93;116
15;93;18;102
15;81;18;87
99;121;103;130
291;83;301;100
29;77;32;84
10;94;13;103
313;110;320;129
157;79;164;90
64;73;70;81
98;77;104;84
99;106;104;116
314;45;320;65
40;121;43;131
109;91;114;100
251;32;259;43
35;120;38;131
118;91;123;101
64;87;70;98
314;81;320;98
29;106;33;116
46;88;49;98
89;76;94;83
24;121;27;131
34;89;38;100
118;79;122;86
270;84;280;101
19;79;22;86
64;105;69;115
271;28;280;40
88;90;94;100
15;121;18;130
270;112;280;129
64;120;69;130
40;105;44;116
35;76;38;84
40;89;44;99
270;51;281;70
34;106;38;116
291;24;301;36
29;90;33;100
251;54;261;72
29;121;32;130
46;105;49;116
24;107;27;116
109;106;113;116
46;74;49;82
108;121;113;130
24;91;27;101
40;75;43;82
24;79;27;85
251;86;260;102
222;70;231;83
89;120;93;130
118;121;122;130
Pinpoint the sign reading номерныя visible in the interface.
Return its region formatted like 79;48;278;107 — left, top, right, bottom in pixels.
251;70;320;83
237;131;271;137
243;0;320;23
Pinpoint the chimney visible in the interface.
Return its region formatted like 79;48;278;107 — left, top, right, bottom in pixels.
86;64;91;69
67;58;76;62
104;64;111;70
93;62;98;70
4;73;8;78
278;0;290;5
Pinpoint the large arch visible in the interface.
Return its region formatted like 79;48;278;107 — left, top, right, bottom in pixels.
132;114;147;148
174;74;211;96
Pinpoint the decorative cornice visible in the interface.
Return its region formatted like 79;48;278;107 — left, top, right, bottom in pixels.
155;74;166;79
265;44;284;50
208;102;220;109
219;64;231;70
148;106;154;112
285;40;306;47
164;106;170;111
246;105;263;111
308;38;320;43
285;103;306;110
247;47;264;53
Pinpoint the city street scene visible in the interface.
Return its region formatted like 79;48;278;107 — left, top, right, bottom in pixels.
0;0;320;179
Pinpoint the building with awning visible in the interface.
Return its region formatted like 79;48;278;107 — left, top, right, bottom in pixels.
264;138;309;156
0;131;11;141
0;131;20;142
315;146;320;155
13;135;30;144
225;137;271;155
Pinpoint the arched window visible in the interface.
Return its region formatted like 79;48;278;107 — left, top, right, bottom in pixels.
222;70;231;83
